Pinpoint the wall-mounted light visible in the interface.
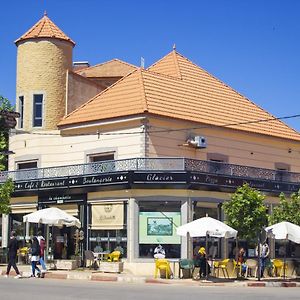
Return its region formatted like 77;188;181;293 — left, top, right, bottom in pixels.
0;150;15;155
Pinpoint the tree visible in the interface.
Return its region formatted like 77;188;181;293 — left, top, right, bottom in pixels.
0;95;14;171
0;178;14;214
0;95;15;214
269;190;300;226
223;183;268;240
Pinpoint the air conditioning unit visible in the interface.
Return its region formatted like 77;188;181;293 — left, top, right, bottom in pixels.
187;136;207;149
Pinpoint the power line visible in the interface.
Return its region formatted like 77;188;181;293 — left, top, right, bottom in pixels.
13;113;300;137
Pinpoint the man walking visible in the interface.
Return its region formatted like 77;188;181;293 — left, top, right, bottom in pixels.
5;231;21;278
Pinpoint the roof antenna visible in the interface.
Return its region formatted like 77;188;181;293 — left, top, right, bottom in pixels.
173;43;176;51
140;57;145;69
44;10;47;16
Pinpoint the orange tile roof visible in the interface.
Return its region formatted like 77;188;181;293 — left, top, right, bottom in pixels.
15;13;75;46
76;59;137;78
58;51;300;141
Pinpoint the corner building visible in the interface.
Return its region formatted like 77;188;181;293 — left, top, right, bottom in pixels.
1;14;300;275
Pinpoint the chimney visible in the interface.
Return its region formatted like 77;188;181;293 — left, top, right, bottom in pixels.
73;61;90;71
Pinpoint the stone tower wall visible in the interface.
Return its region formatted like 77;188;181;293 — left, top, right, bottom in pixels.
16;38;73;130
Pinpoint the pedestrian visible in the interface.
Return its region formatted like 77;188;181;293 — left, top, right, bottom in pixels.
37;230;47;272
5;231;22;278
256;240;270;277
30;236;41;277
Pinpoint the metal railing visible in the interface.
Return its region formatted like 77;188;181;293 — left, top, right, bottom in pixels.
0;157;299;184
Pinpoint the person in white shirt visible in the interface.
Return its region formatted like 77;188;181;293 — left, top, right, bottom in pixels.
256;240;270;277
154;244;166;259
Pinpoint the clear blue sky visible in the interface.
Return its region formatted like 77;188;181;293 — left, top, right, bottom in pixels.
1;0;300;131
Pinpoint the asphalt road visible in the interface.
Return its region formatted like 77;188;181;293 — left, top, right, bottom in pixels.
0;277;299;300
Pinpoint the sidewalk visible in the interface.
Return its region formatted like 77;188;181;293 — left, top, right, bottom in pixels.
1;264;300;287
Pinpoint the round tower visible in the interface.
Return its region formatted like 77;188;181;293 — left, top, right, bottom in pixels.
15;13;75;131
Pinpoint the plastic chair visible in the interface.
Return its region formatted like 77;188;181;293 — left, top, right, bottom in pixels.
84;250;98;269
272;259;288;277
245;259;258;278
107;250;121;262
178;259;194;278
291;259;300;276
154;259;171;279
231;259;241;277
213;258;230;278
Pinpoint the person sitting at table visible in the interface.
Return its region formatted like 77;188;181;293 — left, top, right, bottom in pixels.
197;247;211;278
237;247;247;277
154;244;166;259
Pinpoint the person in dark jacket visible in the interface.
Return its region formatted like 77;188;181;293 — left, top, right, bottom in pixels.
30;236;41;277
5;231;21;278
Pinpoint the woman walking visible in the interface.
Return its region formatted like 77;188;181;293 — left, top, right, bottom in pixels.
30;236;41;277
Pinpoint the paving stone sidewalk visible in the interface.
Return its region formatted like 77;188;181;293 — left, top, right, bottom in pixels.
1;264;300;287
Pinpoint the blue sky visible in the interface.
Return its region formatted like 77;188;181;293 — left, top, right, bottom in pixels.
1;0;300;131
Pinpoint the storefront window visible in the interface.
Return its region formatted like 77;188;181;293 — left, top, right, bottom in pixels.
193;202;221;259
138;201;181;258
275;241;300;258
89;202;127;258
10;213;36;247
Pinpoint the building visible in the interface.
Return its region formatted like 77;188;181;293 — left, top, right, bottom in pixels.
1;14;300;275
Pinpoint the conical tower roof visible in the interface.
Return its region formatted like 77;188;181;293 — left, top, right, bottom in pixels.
15;12;75;46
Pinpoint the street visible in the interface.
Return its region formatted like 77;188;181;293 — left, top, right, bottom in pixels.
0;278;299;300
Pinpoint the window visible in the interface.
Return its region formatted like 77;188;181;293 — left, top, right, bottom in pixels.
274;163;290;182
89;202;127;258
138;201;181;258
89;153;114;162
33;94;43;127
19;96;24;128
17;161;37;170
207;153;228;174
86;153;115;174
16;161;38;180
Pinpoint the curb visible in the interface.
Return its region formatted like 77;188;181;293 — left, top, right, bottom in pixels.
2;269;300;287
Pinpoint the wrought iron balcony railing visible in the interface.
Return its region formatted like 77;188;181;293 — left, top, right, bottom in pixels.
0;157;299;184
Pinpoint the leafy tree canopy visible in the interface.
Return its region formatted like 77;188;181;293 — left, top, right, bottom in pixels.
0;95;14;171
0;95;15;213
0;178;14;214
269;190;300;226
223;183;268;240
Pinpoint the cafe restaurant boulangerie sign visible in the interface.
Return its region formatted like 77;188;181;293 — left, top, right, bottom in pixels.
13;170;300;194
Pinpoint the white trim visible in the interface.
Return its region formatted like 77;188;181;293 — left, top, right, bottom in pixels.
60;116;146;131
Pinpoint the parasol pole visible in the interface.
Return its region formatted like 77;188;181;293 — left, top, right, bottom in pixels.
284;235;287;280
205;232;209;281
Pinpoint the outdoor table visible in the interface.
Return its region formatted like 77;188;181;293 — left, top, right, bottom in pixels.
168;258;179;278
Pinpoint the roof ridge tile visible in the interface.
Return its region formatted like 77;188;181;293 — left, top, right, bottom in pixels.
138;69;148;112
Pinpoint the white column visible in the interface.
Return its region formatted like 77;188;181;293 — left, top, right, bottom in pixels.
127;197;138;262
181;198;192;259
2;214;9;248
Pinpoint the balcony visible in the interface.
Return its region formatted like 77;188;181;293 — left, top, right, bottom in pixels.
0;158;299;194
0;158;299;183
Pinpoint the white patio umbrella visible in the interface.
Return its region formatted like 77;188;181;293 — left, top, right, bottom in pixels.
265;221;300;244
176;216;237;238
177;216;237;280
23;207;81;228
265;221;300;278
